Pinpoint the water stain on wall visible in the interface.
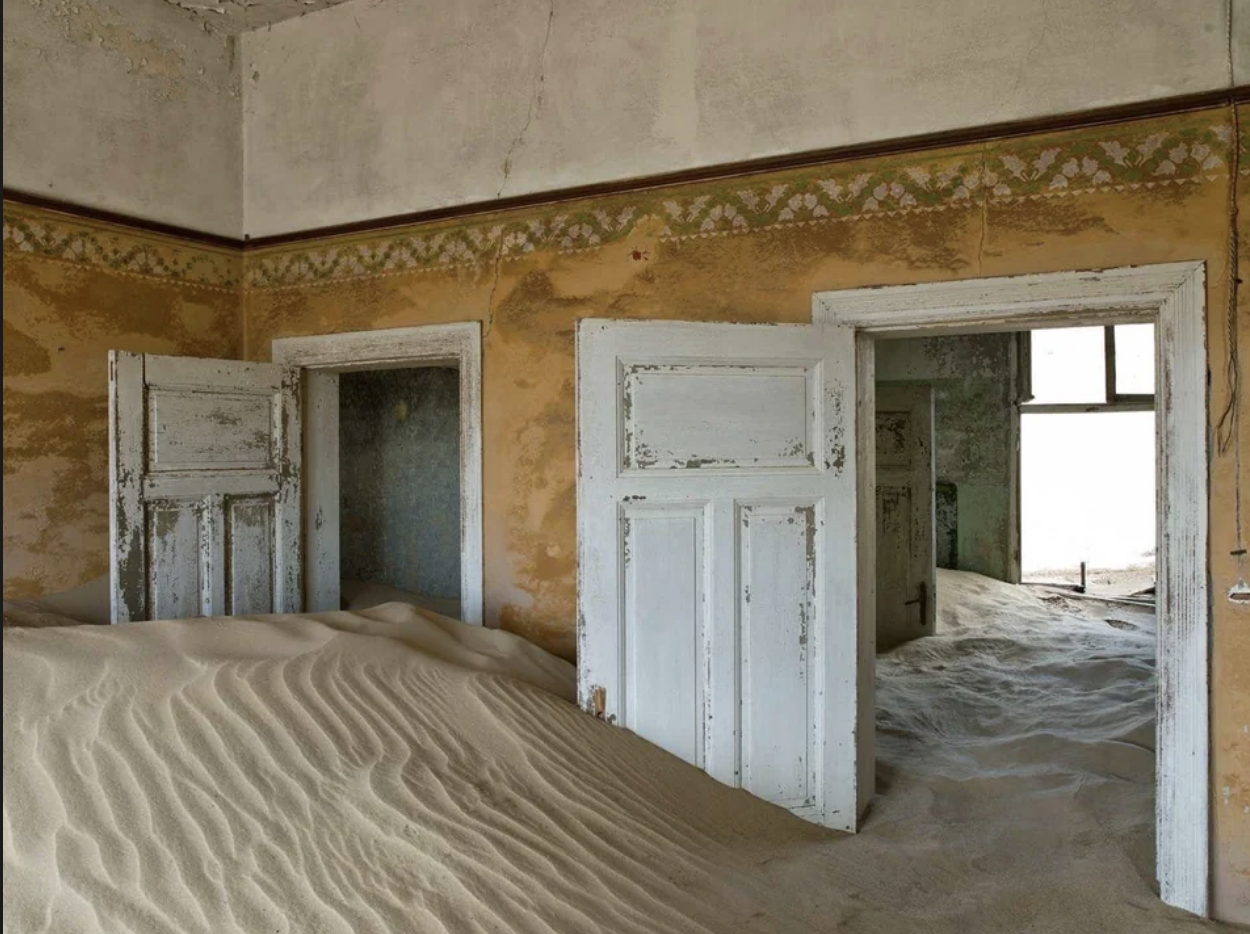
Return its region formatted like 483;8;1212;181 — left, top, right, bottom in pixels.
2;249;240;599
3;320;51;376
4;104;1248;920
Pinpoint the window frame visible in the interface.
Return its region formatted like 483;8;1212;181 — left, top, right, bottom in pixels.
1019;324;1155;413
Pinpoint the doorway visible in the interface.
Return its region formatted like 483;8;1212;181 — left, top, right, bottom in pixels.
1021;324;1157;595
271;323;484;624
338;366;463;618
814;262;1209;916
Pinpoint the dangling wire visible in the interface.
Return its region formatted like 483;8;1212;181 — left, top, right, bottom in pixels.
1214;0;1246;583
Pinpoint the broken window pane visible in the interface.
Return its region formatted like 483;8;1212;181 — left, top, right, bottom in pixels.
1029;326;1105;404
1113;323;1154;396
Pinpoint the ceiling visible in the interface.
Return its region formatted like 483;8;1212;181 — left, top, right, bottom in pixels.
162;0;357;34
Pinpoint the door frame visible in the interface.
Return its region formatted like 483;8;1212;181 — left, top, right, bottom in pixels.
271;323;484;625
813;262;1208;916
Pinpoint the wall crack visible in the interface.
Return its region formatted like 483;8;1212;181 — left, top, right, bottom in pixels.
496;0;556;199
483;239;506;337
976;142;990;274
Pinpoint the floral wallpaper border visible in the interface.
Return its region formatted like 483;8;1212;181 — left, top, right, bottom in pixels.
244;110;1238;291
3;107;1244;293
2;204;241;292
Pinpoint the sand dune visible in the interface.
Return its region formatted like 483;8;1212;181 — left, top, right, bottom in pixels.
3;577;1232;933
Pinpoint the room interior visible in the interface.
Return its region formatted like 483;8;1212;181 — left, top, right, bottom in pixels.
3;0;1248;930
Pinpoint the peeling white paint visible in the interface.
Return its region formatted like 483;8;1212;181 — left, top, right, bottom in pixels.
160;0;355;34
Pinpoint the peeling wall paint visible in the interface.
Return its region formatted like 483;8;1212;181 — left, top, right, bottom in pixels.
238;106;1249;922
1212;127;1250;924
1;104;1247;924
876;333;1018;582
2;206;242;599
3;0;243;236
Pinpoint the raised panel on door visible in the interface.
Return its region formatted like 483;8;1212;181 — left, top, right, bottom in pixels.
226;497;276;615
147;389;275;471
110;352;301;623
738;501;818;812
621;502;707;765
146;499;205;622
621;362;818;471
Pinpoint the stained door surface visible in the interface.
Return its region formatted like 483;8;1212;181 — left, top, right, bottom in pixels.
874;385;936;651
576;320;861;830
109;352;301;623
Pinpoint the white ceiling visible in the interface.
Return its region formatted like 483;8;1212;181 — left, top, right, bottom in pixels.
161;0;357;33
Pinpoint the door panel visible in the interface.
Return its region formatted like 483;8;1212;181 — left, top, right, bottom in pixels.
146;499;204;621
622;363;816;470
874;385;936;651
226;497;277;615
147;390;274;470
739;502;817;810
577;320;861;830
109;352;301;623
621;502;707;764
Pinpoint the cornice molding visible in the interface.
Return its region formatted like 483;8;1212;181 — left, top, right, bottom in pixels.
4;88;1246;292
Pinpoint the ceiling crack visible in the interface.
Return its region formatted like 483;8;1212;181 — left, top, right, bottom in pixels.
496;0;556;199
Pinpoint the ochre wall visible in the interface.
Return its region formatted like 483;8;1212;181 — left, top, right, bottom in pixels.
1219;123;1250;923
2;206;242;599
240;106;1248;921
1;104;1246;922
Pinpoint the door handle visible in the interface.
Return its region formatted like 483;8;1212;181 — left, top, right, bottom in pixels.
903;581;928;626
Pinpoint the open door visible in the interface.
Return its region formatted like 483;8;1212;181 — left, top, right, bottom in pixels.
577;319;863;830
874;385;936;651
109;352;302;623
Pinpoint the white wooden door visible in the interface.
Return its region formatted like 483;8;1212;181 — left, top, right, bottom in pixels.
874;385;936;651
577;319;863;830
109;352;302;623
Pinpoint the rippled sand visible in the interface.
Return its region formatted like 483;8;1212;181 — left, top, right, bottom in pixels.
3;579;1231;933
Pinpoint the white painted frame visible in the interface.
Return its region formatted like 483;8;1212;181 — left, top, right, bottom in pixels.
272;323;484;625
814;262;1209;917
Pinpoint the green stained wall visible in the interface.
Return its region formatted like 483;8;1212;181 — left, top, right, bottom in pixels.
876;333;1019;582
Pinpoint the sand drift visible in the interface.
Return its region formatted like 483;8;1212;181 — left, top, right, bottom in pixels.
3;574;1224;932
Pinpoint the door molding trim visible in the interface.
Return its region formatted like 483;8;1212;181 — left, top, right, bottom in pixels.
271;323;484;625
813;261;1209;917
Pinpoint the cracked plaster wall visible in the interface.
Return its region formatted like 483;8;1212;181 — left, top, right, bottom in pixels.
4;0;1244;240
3;0;243;236
237;105;1249;920
240;0;1243;238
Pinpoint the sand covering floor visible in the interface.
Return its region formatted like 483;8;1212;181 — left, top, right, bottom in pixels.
2;572;1232;933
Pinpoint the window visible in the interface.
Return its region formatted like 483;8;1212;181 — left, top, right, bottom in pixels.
1020;323;1154;411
